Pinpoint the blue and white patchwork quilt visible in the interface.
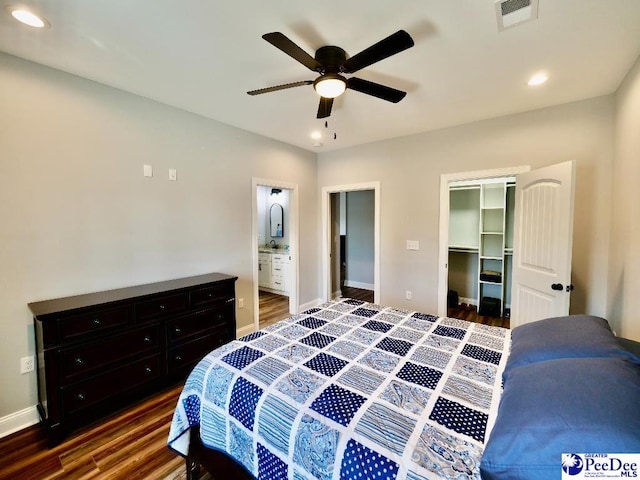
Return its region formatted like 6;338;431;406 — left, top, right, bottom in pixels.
168;298;510;480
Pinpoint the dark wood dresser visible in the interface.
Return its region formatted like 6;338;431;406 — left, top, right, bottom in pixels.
29;272;237;446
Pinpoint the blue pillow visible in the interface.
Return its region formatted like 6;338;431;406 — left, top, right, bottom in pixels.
505;315;634;375
480;357;640;480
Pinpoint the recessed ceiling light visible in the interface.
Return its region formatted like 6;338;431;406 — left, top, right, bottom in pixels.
7;6;49;28
311;131;322;140
528;73;549;86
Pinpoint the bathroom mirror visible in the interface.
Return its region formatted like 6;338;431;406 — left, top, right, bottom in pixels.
270;203;284;237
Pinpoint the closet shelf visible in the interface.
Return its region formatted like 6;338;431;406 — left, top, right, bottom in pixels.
449;245;479;253
480;255;503;261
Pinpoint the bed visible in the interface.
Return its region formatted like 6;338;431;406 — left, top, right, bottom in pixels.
168;298;640;480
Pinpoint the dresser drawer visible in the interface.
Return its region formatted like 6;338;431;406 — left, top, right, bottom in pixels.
168;305;233;344
135;293;187;321
61;354;161;415
190;283;234;308
59;324;161;385
58;306;132;342
168;332;231;377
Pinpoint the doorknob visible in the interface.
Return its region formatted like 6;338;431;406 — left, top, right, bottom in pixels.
551;283;564;291
566;284;574;292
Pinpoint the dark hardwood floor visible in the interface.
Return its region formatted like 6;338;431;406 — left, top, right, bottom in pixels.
448;303;510;329
0;385;192;480
258;290;291;328
340;286;374;303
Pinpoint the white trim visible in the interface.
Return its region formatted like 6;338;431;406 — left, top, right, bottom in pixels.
332;290;342;300
321;182;380;305
236;323;255;338
252;178;300;333
299;297;323;312
344;280;374;291
438;166;531;317
459;296;478;307
0;406;39;439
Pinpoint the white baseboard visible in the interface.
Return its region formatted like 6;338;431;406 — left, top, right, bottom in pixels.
299;297;323;312
344;280;374;291
237;323;255;337
459;296;477;307
332;290;342;300
0;406;39;439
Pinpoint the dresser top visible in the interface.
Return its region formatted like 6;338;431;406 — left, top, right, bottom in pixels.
28;272;237;317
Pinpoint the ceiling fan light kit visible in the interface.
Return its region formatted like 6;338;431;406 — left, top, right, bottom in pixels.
313;74;347;98
248;30;414;119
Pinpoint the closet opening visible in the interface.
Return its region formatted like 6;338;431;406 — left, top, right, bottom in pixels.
437;166;530;325
447;177;514;327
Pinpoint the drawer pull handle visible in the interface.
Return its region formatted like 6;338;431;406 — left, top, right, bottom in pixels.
91;318;102;327
145;366;153;374
207;292;213;298
159;304;166;310
74;357;85;366
174;327;182;335
175;355;183;361
143;335;152;343
217;314;224;321
76;393;86;401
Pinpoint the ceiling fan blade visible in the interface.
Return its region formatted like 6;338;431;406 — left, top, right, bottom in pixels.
347;77;407;103
262;32;322;72
247;80;313;96
342;30;414;74
317;97;334;119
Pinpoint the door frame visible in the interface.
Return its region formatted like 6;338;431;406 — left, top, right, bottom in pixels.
321;182;380;303
437;166;530;317
252;177;299;332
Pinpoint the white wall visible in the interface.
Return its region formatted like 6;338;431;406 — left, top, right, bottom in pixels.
610;55;640;340
0;52;318;420
318;96;615;320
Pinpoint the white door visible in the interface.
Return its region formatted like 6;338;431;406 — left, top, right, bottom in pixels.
510;160;576;327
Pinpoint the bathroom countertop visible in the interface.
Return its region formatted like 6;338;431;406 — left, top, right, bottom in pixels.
258;247;289;254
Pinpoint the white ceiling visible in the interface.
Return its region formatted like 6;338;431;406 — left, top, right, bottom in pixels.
1;1;640;152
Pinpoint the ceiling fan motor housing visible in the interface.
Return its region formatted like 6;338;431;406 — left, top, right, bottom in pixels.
314;46;347;73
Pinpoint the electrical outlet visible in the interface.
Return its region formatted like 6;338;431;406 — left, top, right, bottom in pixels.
20;356;34;374
238;298;244;308
405;291;412;300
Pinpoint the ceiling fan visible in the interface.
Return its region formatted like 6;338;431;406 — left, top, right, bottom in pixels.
247;30;415;119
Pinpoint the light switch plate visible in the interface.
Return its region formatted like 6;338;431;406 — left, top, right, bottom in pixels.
406;240;419;250
143;164;153;177
169;169;177;181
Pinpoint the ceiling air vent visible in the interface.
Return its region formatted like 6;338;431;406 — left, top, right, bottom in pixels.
495;0;539;31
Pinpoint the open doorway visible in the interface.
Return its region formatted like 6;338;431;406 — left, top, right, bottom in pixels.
330;191;375;303
322;182;380;304
252;178;299;332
